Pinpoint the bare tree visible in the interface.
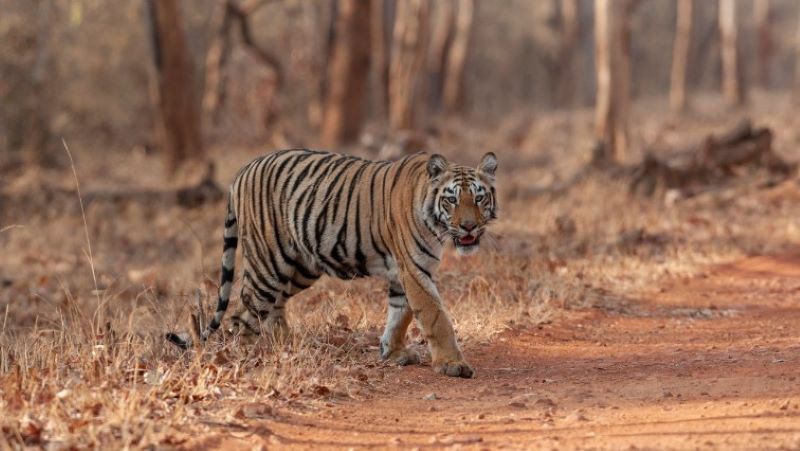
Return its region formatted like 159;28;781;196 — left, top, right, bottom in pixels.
202;0;282;131
754;0;772;89
593;0;634;163
389;0;430;131
320;0;372;147
719;0;745;105
442;0;474;113
145;0;204;175
670;0;693;112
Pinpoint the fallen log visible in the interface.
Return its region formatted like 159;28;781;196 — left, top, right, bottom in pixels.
630;119;795;196
0;162;224;222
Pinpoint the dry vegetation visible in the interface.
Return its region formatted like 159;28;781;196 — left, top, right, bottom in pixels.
3;92;800;447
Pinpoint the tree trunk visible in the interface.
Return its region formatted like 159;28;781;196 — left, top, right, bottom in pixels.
593;0;631;164
594;0;613;159
670;0;692;113
320;0;372;147
754;0;771;89
557;0;579;109
614;1;633;161
202;0;234;128
442;0;474;113
719;0;744;106
370;0;390;120
426;0;455;111
389;0;430;131
795;6;800;105
26;0;54;164
146;0;204;176
202;1;282;134
0;0;54;165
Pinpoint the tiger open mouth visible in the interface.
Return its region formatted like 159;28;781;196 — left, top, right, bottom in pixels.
456;234;479;247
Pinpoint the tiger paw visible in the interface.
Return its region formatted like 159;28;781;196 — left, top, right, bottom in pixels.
380;345;421;366
434;359;474;378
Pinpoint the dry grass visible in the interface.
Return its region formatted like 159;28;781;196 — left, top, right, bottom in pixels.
3;101;800;447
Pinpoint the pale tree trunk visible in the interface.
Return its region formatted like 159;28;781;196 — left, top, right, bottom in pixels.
754;0;771;89
320;0;372;147
557;0;579;109
719;0;744;106
670;0;692;112
389;0;430;131
426;0;455;110
146;0;204;176
594;0;613;160
593;0;632;164
443;0;474;113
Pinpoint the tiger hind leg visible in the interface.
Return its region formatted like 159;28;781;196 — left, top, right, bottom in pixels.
379;282;420;365
229;267;318;342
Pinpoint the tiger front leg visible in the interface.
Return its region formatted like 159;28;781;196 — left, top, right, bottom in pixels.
379;282;420;366
400;270;474;378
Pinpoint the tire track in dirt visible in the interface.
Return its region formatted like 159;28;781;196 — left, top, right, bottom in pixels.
200;253;800;449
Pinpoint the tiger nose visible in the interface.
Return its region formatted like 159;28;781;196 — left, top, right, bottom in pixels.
461;221;477;232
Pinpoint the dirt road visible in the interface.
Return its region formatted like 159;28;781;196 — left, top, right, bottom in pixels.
197;253;800;449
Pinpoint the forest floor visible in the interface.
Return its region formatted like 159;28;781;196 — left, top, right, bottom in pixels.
3;96;800;449
198;252;800;450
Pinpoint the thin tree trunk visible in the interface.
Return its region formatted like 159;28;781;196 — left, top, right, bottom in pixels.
613;0;633;160
389;0;429;131
594;0;613;158
320;0;372;147
201;1;282;135
427;0;455;111
146;0;204;175
202;0;233;128
442;0;474;114
670;0;692;112
593;0;633;164
557;0;579;109
719;0;744;106
27;0;54;164
754;0;771;89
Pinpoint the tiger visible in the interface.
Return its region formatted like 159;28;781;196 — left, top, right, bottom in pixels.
167;149;498;378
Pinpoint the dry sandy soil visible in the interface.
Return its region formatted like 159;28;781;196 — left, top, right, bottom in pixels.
184;252;800;450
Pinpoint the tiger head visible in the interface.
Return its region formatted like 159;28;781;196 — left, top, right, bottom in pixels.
426;152;498;256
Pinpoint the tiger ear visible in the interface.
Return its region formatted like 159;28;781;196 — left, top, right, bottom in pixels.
478;152;497;177
427;154;448;179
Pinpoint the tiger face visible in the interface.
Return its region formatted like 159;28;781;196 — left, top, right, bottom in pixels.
426;152;498;256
